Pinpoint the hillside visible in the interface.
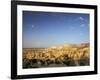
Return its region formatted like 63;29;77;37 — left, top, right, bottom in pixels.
23;43;90;68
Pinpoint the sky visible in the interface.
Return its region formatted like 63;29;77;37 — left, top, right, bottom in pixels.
23;11;90;48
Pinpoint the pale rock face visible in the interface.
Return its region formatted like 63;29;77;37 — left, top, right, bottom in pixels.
23;43;90;68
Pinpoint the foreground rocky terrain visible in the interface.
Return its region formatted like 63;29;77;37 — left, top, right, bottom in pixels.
23;43;90;68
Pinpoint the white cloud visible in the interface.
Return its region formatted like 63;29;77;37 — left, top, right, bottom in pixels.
32;24;35;28
79;16;84;21
74;16;84;22
79;32;83;36
80;24;85;27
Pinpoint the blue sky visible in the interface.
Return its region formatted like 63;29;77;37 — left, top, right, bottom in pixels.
23;11;89;48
